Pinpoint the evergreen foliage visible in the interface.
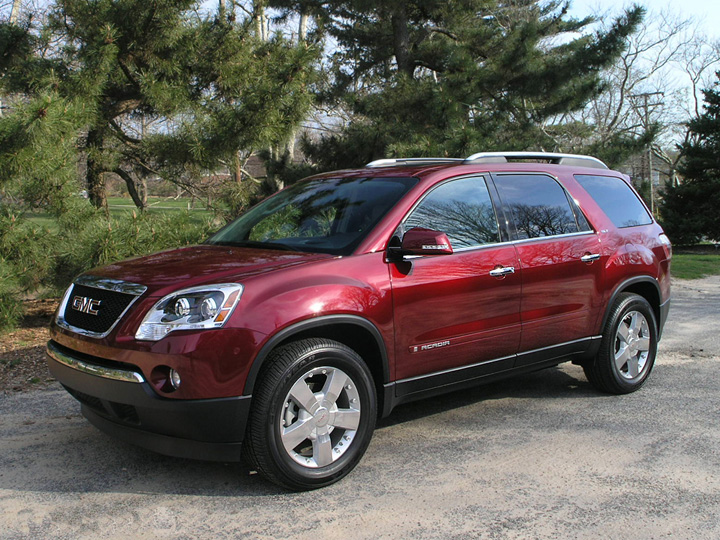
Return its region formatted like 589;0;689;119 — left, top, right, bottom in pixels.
0;261;24;330
0;201;215;329
661;73;720;244
294;0;643;169
53;210;216;287
0;208;57;328
0;0;319;210
0;1;318;328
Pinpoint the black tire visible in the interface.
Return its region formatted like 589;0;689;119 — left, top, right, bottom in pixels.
584;293;658;394
243;338;377;490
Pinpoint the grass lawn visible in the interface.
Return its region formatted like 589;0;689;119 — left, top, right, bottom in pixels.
23;197;215;231
107;196;213;212
107;197;214;225
671;252;720;280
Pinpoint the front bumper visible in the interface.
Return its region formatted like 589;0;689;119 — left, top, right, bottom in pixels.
47;340;251;462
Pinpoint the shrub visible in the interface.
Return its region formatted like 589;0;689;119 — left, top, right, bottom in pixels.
0;208;57;330
0;201;215;331
0;260;24;330
53;210;215;287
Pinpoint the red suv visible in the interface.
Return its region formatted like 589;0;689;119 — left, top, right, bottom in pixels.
47;152;671;490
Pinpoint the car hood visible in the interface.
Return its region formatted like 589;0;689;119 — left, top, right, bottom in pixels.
81;244;334;297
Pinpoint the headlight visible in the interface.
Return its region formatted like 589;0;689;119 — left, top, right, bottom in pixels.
135;284;243;341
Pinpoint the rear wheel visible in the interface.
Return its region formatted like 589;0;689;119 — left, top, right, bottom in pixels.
584;293;658;394
243;338;376;490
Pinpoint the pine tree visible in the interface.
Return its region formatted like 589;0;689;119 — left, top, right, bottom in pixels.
0;0;318;211
293;0;643;169
661;73;720;244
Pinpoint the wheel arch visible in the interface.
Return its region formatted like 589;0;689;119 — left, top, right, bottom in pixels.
600;277;661;334
243;315;390;398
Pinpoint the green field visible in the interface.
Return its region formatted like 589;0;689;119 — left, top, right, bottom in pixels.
671;253;720;280
24;197;215;231
107;197;213;212
107;197;215;222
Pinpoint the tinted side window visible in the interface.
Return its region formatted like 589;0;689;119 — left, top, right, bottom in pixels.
405;177;500;249
494;174;581;239
575;175;652;228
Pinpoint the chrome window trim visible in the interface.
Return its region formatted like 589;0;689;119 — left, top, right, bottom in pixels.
389;229;599;261
395;229;598;259
453;229;596;250
47;341;145;383
509;230;597;245
55;275;147;339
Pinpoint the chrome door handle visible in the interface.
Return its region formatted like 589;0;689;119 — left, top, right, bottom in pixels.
581;253;601;263
489;266;515;277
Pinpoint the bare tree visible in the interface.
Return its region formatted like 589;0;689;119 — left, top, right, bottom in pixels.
674;31;720;118
551;8;703;151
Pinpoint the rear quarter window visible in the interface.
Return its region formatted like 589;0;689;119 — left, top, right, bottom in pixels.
575;175;652;228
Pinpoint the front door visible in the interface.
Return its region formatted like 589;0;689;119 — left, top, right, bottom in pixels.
390;175;522;385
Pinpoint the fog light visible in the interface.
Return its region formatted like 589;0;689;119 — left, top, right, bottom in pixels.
170;368;181;389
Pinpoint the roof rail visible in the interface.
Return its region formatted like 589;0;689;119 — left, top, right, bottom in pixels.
464;151;608;170
366;157;464;168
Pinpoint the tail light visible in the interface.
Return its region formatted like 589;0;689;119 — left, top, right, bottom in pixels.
658;233;672;260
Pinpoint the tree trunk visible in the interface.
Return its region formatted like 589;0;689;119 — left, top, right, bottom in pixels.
299;12;309;42
114;168;147;211
86;128;108;211
139;176;147;206
255;2;268;41
9;0;22;24
232;151;243;183
391;5;413;77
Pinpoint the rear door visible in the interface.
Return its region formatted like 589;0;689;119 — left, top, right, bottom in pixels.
390;175;522;384
492;173;604;365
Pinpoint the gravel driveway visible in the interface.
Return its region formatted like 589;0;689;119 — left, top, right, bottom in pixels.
1;277;719;539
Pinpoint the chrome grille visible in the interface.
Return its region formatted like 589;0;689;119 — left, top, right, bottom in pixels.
56;275;147;338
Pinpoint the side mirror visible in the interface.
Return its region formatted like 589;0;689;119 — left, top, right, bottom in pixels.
388;228;454;259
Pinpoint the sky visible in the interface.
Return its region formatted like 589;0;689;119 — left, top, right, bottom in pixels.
568;0;720;37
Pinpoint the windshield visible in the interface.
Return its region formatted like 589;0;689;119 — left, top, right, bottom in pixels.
206;176;418;255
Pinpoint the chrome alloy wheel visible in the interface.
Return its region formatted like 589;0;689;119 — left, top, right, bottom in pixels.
280;366;361;468
614;310;651;380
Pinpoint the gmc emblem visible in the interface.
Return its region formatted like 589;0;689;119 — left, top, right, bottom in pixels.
71;296;102;316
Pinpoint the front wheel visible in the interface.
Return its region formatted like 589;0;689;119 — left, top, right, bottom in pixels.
584;293;658;394
243;338;377;490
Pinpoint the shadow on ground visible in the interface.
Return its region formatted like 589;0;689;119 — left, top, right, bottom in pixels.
0;363;603;498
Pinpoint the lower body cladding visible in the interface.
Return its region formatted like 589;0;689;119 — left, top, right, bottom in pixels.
46;340;251;462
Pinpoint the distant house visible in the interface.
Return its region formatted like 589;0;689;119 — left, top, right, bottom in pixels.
614;146;681;215
616;146;680;189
